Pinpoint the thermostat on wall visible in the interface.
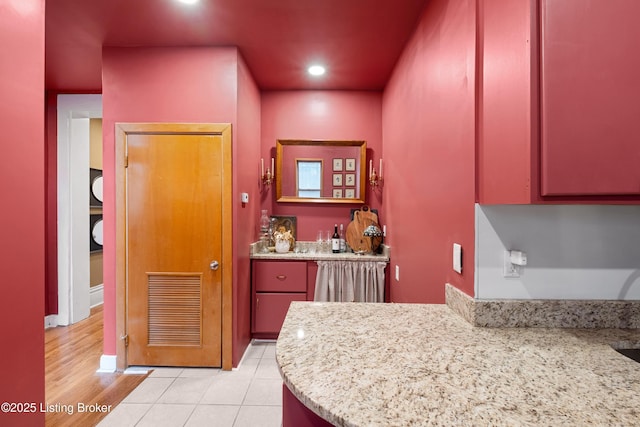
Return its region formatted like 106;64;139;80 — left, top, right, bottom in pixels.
241;193;249;203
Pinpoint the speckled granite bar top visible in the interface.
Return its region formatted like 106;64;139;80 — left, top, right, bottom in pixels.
276;302;640;427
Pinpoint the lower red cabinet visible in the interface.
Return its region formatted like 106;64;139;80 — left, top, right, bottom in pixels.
253;293;307;336
252;260;309;339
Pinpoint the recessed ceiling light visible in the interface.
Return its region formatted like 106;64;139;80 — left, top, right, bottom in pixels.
308;65;326;76
177;0;199;4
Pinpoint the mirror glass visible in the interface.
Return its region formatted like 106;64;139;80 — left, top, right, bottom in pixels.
276;139;367;203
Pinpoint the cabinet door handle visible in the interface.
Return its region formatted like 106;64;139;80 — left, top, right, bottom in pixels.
276;275;287;280
256;297;259;308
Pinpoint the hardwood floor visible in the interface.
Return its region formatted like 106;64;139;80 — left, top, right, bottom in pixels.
45;305;147;427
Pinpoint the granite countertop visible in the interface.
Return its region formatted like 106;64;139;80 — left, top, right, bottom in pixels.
250;242;390;262
276;302;640;427
250;252;389;262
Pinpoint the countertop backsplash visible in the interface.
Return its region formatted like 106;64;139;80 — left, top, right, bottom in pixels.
446;283;640;329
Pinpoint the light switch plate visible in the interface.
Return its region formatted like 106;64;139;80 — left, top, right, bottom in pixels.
453;243;462;274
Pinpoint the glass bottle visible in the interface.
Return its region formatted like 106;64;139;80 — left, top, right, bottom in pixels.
332;224;340;253
259;210;269;235
339;223;346;253
259;210;270;253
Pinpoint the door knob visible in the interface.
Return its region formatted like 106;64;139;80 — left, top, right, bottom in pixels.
210;260;220;270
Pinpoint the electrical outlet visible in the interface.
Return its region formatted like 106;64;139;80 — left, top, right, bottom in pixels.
395;265;400;282
503;251;520;278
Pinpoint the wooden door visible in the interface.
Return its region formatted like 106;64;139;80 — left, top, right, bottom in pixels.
125;130;224;367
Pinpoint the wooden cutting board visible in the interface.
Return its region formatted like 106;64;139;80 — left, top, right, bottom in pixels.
346;206;382;253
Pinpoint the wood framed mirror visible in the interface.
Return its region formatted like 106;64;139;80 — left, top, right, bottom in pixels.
276;139;367;203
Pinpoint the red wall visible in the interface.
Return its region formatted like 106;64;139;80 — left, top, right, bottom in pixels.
102;46;256;366
45;92;59;315
382;0;477;302
0;0;46;424
261;91;383;240
233;54;261;365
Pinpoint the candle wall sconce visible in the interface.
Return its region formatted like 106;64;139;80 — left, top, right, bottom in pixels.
261;157;275;187
369;158;383;188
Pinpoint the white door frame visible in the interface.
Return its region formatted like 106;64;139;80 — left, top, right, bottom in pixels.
57;94;102;325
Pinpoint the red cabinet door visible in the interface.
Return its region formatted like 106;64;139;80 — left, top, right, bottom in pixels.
253;293;307;335
540;0;640;196
254;261;307;292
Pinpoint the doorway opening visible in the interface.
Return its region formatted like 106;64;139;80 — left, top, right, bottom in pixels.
56;94;103;326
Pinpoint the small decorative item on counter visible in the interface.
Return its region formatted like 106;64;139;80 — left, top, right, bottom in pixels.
270;215;297;247
275;240;290;253
259;209;270;233
324;230;331;253
363;224;383;254
259;209;270;253
273;227;294;253
347;206;382;254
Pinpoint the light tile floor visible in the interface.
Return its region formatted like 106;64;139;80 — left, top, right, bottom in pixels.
98;341;282;427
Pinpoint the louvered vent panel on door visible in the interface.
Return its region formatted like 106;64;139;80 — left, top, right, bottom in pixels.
147;274;202;346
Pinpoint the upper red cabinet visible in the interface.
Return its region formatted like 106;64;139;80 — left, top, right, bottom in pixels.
478;0;640;203
477;0;539;204
540;0;640;196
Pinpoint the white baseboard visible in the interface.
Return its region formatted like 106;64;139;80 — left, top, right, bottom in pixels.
90;284;104;308
47;287;102;330
44;315;58;329
124;366;150;375
97;354;117;373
